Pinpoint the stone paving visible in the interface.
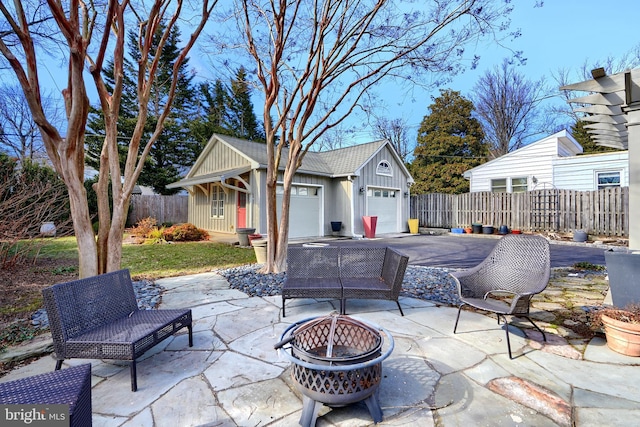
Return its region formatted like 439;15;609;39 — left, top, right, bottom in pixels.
1;269;640;426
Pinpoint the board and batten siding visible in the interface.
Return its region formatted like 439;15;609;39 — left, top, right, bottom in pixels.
194;139;251;175
553;151;629;191
327;179;353;236
187;138;254;234
189;182;237;234
355;146;410;233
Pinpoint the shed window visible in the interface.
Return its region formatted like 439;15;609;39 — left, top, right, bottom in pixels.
210;186;224;218
376;161;392;176
491;179;507;193
597;171;620;189
511;177;528;193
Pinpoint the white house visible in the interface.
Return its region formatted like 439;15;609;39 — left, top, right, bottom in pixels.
463;130;628;192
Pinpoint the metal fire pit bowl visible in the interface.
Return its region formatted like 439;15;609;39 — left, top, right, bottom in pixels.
276;313;394;427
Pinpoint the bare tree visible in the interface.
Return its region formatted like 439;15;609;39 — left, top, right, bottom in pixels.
213;0;517;272
0;0;217;277
372;116;412;163
0;84;59;161
552;42;640;125
471;59;549;157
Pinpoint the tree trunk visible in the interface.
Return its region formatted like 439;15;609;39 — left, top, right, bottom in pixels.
65;169;99;278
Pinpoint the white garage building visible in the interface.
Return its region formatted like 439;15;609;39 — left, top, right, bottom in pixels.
167;134;414;239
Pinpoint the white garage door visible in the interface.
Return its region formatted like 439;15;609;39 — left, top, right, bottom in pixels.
276;185;321;238
367;188;398;234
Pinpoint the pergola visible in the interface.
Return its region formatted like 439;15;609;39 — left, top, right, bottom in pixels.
561;68;640;251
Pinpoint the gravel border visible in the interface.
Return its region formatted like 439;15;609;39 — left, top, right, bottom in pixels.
216;264;462;306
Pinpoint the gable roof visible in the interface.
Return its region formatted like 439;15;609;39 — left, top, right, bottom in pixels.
187;134;412;180
463;130;582;178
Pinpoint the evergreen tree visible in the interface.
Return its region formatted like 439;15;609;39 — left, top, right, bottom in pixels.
190;80;231;144
191;67;265;143
410;90;488;194
572;120;620;154
228;67;264;141
86;23;200;195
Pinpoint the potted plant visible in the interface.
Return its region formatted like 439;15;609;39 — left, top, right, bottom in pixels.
592;304;640;356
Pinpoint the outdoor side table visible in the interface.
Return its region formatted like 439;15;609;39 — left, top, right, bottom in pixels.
0;363;92;426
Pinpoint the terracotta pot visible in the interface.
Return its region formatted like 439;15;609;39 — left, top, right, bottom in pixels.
601;312;640;356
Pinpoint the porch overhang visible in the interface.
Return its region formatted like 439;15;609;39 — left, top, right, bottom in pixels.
166;166;252;190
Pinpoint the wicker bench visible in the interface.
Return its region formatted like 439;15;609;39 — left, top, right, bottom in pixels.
42;269;193;392
282;246;409;317
0;363;92;426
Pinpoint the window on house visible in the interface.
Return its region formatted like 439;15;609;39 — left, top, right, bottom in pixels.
511;177;528;193
210;186;224;218
597;171;621;189
376;161;392;176
491;179;507;193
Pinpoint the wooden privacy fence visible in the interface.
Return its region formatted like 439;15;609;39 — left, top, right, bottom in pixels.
410;187;629;237
128;195;188;226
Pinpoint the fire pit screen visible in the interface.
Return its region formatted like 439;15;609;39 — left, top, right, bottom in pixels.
275;313;394;427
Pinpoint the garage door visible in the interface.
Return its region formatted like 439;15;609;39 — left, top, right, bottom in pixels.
276;185;321;238
367;188;398;234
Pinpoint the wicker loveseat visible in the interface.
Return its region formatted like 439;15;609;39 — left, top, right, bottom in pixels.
0;363;92;426
282;246;409;317
42;269;193;391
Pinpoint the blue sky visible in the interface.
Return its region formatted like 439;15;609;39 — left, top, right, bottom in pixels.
25;1;639;148
357;0;640;144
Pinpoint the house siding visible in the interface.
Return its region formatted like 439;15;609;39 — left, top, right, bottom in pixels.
187;138;254;234
467;132;580;192
553;151;629;191
354;146;410;234
193;139;251;175
176;136;413;239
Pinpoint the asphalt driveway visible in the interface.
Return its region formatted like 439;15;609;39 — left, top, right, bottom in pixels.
305;234;609;269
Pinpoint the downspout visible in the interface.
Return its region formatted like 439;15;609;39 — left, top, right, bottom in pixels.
347;175;356;238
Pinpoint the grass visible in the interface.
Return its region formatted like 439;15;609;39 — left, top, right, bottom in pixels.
0;236;256;355
35;236;257;279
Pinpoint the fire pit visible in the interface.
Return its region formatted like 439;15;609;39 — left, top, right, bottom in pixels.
275;313;394;427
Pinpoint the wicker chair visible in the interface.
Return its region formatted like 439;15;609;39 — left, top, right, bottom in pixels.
451;234;550;359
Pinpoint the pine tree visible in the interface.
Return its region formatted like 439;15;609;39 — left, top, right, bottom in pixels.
228;67;264;141
86;23;200;195
190;80;231;144
191;67;265;143
572;120;620;154
410;90;488;194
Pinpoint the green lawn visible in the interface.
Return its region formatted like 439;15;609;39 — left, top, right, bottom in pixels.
36;236;257;279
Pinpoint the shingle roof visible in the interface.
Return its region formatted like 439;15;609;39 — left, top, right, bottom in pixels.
214;134;387;177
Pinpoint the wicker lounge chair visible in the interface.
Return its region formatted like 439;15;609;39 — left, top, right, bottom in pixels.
451;234;550;359
42;269;193;391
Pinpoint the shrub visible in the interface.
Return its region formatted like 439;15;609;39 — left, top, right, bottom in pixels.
129;217;158;238
163;223;209;242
